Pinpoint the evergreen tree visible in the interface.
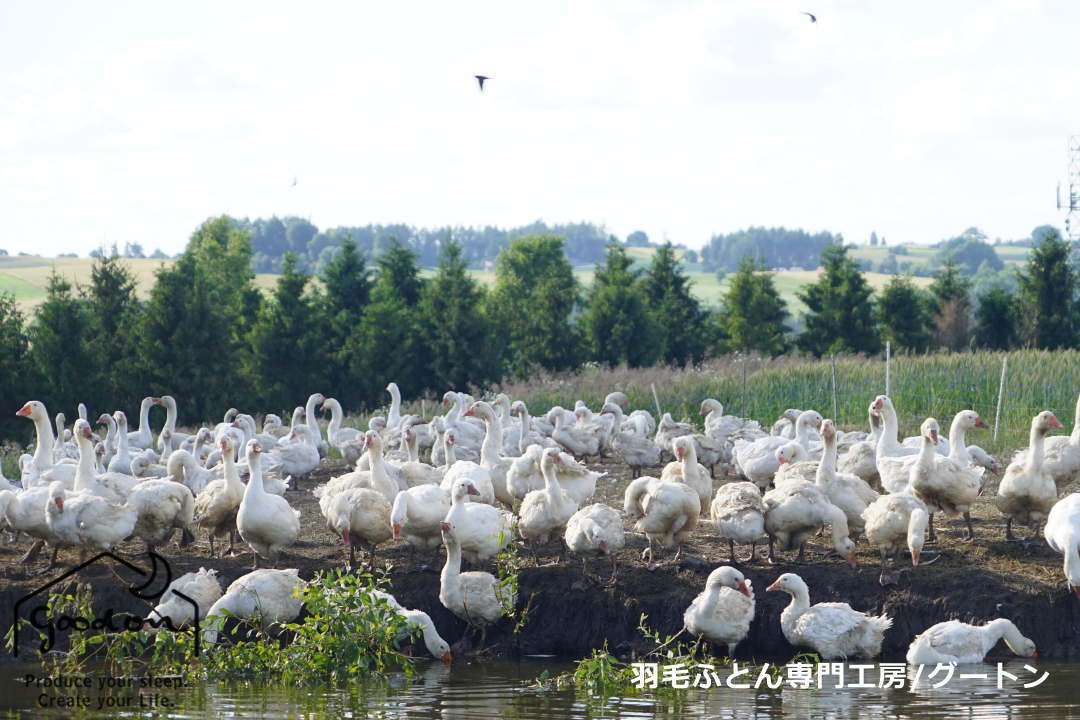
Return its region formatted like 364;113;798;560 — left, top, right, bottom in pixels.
489;235;581;376
82;255;142;413
139;217;259;423
345;241;426;403
418;238;499;389
797;244;881;356
0;293;36;441
974;285;1018;350
641;243;710;366
250;253;326;411
876;276;932;353
720;257;789;356
1016;226;1077;349
30;272;93;418
320;239;372;406
579;243;663;367
928;258;973;351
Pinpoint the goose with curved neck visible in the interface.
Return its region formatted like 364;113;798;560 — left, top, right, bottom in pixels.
815;419;879;537
517;447;578;544
995;411;1062;542
602;401;660;476
683;566;754;657
906;618;1036;665
107;411;135;475
128;397;155;450
872;395;914;458
97;413;117;465
438;520;512;648
153;396;191;452
304;392;327;457
763;477;857;566
385;383;403;430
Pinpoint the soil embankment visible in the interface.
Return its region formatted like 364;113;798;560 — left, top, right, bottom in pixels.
2;458;1077;663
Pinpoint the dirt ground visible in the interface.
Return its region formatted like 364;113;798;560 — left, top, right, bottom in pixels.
1;454;1077;663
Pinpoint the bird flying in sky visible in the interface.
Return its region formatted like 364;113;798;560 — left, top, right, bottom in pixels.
475;75;491;91
802;11;817;23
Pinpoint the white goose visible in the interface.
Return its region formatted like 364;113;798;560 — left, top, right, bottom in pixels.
601;402;661;476
872;395;920;492
734;410;823;490
661;436;712;516
17;400;76;488
107;410;136;476
509;401;555;455
439;519;514;648
202;568;305;646
623;475;699;564
906;619;1036;665
684;566;754;657
838;402;883;488
564;503;625;583
909;418;983;543
193;436;245;557
762;481;856;566
266;424;320;488
372;590;452;662
814;420;879;538
391;483;452;550
236;439;300;567
518;448;579;546
127;397;156;450
548;407;600;458
147;568;222;628
710;481;766;563
45;481;137;554
505;444;601;506
862;493;930;585
1044;493;1080;598
1013;392;1080;492
464;401;515;506
654;412;694;455
767;572;892;659
322;397;362;450
324;486;393;567
441;477;513;564
153;396;192;451
994;411;1062;542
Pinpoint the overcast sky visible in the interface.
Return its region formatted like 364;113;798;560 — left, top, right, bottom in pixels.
1;0;1077;257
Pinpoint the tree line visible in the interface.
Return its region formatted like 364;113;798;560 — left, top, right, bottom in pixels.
0;218;1075;443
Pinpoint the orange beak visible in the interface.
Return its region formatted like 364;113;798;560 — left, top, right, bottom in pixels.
778;457;788;465
16;403;31;417
1031;650;1038;659
846;553;858;568
1049;415;1063;429
341;530;351;545
911;550;920;567
974;417;988;428
392;523;401;540
466;483;480;497
54;496;64;510
442;650;452;664
737;580;750;598
765;580;781;592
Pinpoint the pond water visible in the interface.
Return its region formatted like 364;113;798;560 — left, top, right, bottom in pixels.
4;659;1080;719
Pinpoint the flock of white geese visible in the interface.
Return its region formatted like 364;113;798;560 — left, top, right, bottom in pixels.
1;385;1078;664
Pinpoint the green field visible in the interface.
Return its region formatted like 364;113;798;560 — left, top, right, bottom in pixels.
0;240;1028;318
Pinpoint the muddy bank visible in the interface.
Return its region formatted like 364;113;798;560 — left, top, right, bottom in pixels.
2;458;1078;664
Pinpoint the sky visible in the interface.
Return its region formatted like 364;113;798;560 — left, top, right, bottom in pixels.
1;0;1078;257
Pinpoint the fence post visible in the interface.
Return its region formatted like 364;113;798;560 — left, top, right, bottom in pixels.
994;356;1008;443
421;399;426;420
741;360;748;418
831;354;838;422
885;341;891;397
650;383;662;419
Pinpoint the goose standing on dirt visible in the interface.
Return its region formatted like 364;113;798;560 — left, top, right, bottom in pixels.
710;481;766;563
862;493;930;585
548;407;601;458
762;481;856;566
237;439;300;567
147;568;222;628
45;481;138;555
564;503;625;584
202;568;305;646
767;572;892;660
995;411;1062;542
325;485;393;567
654;412;694;455
266;424;321;489
623;475;700;566
303;392;328;458
906;619;1037;665
909;418;984;543
684;566;754;657
662;436;712;516
601;402;661;476
439;519;514;648
518;447;579;547
1044;493;1080;598
193;436;245;557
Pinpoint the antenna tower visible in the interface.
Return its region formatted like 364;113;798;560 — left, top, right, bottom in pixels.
1066;135;1080;242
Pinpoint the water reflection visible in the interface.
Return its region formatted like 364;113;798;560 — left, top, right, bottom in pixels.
4;660;1080;719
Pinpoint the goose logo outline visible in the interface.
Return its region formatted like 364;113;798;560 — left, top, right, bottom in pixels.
9;551;202;659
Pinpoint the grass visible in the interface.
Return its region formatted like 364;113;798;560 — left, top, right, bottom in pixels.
490;350;1079;457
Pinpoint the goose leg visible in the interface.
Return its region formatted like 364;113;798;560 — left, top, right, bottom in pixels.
728;539;737;564
926;513;937;544
740;540;757;564
795;543;807;564
767;537;777;565
20;539;44;564
225;531;236;556
1005;517;1018;542
208;534;216;558
878;549;895;586
605;555;618;587
962;512;975;543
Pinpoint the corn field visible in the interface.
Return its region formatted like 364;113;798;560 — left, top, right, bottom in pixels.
485;350;1080;456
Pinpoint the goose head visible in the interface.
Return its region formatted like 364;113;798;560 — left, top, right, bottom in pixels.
599;402;621;416
1033;410;1063;434
510;400;527;418
706;566;751;597
920;418;940;446
113;410;129;433
16;400;46;421
73;418;94;443
445;430;456;448
441;391;456;407
604;392;630;410
819;419;837;442
47;481;65;514
672;436;694;461
463;401;493;420
765;572;807;595
774;442;806;465
540;447;561;473
451;478;479;500
700;398;723;416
